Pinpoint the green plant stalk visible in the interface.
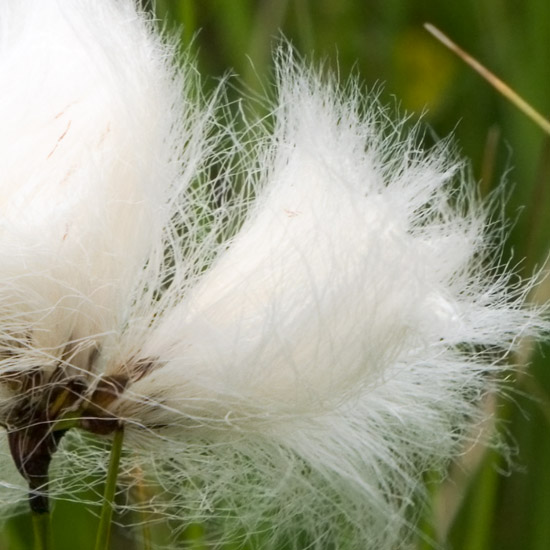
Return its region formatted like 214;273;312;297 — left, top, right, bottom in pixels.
458;448;500;550
32;510;51;550
94;426;125;550
416;470;439;550
176;0;196;46
135;468;152;550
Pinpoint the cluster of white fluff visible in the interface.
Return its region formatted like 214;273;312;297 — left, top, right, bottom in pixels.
0;1;547;549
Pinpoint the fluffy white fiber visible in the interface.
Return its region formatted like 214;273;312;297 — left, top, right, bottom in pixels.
0;1;547;549
0;0;214;384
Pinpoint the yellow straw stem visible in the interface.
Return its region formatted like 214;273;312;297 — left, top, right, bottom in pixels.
424;23;550;135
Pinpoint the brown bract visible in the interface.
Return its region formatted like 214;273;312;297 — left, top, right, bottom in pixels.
0;367;130;512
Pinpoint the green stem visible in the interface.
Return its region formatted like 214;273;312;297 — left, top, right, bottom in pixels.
31;510;51;550
134;467;152;550
141;522;152;550
94;426;125;550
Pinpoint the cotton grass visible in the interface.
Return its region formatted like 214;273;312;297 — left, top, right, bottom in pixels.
0;1;547;549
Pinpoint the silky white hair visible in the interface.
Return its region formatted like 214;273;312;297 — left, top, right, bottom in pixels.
0;1;547;549
0;0;218;381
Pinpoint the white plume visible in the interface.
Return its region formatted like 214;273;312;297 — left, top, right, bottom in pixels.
0;0;214;379
0;1;547;549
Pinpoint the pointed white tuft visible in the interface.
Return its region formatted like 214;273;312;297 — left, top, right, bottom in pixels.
0;2;547;549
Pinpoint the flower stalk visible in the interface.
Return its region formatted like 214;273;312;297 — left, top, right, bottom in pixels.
94;426;125;550
31;509;52;550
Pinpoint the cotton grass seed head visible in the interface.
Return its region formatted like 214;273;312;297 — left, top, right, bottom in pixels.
0;1;548;548
0;0;218;512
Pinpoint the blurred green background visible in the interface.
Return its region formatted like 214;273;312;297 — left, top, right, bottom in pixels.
2;1;549;549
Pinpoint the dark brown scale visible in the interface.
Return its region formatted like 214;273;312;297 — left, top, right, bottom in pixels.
0;367;44;394
79;374;129;435
1;354;155;512
7;421;66;514
2;369;86;513
130;357;159;382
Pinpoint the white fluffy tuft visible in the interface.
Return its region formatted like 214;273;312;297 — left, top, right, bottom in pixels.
0;2;548;549
0;0;215;378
